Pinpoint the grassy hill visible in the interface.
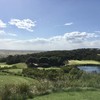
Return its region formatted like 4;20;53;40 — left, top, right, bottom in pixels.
0;48;99;99
0;74;38;89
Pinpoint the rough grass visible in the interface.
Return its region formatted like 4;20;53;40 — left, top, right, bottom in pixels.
68;60;100;65
0;75;38;89
6;69;23;74
33;90;100;100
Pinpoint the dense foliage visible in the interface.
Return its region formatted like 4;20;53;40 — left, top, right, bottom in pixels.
25;56;65;68
0;48;100;64
0;48;100;99
22;66;82;81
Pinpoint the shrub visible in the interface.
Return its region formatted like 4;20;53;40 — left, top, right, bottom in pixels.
0;84;34;100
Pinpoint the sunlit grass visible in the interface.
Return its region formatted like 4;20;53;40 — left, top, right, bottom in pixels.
0;75;38;89
68;60;100;65
33;90;100;100
0;62;27;68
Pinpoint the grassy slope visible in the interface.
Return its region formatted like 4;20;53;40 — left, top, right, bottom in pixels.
0;63;12;68
68;60;100;65
0;74;38;89
0;63;27;68
0;62;38;89
0;63;27;75
13;63;27;68
5;69;23;74
33;90;100;100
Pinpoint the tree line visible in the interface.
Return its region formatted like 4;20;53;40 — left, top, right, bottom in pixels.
0;48;100;65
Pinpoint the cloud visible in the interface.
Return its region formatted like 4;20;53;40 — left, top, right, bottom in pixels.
0;30;6;35
64;22;73;26
0;30;17;37
95;31;100;33
63;31;97;43
8;33;17;37
0;20;6;28
0;31;99;50
9;19;36;32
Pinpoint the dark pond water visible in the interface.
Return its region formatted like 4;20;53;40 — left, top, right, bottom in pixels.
78;66;100;73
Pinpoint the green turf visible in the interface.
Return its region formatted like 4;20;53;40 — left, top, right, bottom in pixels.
13;63;27;68
0;63;12;68
32;90;100;100
0;62;27;69
0;75;38;89
68;60;100;65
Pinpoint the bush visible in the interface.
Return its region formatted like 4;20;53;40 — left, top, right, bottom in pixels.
61;65;73;73
0;84;34;100
1;84;16;100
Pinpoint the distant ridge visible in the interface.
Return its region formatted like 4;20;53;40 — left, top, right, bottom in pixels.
0;50;43;58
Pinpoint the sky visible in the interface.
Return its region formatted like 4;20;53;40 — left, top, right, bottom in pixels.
0;0;100;50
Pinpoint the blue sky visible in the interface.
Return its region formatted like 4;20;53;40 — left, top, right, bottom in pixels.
0;0;100;50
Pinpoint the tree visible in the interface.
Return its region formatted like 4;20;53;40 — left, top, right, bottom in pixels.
6;55;20;64
49;57;59;66
39;57;49;63
26;57;38;68
38;57;49;67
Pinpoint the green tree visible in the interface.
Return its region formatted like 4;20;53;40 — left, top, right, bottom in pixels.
39;57;49;63
26;57;38;68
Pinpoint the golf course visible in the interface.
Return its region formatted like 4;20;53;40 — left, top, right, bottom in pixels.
0;49;100;100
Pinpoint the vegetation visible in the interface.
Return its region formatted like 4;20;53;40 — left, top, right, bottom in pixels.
0;48;100;65
5;69;23;74
0;48;100;99
25;56;65;68
0;75;37;89
33;89;100;100
0;63;12;68
0;67;100;99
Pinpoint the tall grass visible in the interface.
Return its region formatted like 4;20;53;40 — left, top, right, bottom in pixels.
0;84;34;100
1;72;100;100
1;66;100;99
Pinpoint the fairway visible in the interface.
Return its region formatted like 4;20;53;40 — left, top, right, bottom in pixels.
0;63;27;68
68;60;100;65
33;90;100;100
0;63;12;68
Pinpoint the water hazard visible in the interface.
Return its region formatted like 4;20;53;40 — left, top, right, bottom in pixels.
78;66;100;73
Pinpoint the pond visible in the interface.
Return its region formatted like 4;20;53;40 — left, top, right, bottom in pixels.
78;66;100;73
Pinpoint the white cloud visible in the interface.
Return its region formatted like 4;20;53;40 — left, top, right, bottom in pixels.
64;22;73;26
0;20;6;28
63;31;97;42
0;30;6;35
9;19;36;32
0;30;17;37
95;31;100;33
0;31;99;50
8;33;17;37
